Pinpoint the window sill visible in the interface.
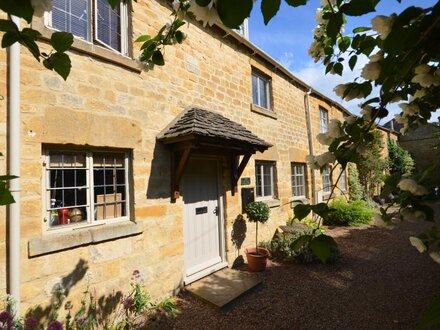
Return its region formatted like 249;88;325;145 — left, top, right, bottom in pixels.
32;19;141;73
250;104;278;119
28;221;142;257
257;198;281;208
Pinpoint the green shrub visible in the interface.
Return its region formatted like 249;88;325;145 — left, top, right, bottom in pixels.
348;162;363;201
264;225;338;264
324;197;375;226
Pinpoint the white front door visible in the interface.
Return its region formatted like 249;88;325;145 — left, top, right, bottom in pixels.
182;158;225;283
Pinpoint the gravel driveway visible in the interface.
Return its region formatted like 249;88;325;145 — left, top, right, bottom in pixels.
160;221;440;330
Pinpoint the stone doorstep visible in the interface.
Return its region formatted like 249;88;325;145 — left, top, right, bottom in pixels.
185;268;262;308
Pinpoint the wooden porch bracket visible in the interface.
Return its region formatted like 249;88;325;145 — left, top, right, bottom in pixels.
231;153;252;195
171;148;191;202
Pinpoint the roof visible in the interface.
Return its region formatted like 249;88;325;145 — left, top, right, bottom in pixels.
157;107;272;152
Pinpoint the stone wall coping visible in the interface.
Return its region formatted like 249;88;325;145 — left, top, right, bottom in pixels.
263;198;281;208
28;222;143;258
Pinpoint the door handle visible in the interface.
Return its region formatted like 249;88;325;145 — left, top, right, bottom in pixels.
213;206;219;215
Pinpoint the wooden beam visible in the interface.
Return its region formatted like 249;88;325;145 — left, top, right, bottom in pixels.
237;153;252;179
231;153;253;195
171;148;191;201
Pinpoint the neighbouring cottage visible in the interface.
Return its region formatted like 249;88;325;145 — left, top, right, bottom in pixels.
0;0;396;315
384;119;440;185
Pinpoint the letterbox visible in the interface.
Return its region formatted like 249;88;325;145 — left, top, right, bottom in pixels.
241;187;255;213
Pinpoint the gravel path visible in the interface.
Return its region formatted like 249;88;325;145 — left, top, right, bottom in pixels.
160;221;440;330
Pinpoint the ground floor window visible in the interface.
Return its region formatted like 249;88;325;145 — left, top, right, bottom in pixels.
340;168;347;192
291;163;307;198
322;167;332;193
255;161;277;199
44;148;130;230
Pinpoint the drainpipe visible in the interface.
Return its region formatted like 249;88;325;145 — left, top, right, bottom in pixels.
304;89;317;204
8;15;21;315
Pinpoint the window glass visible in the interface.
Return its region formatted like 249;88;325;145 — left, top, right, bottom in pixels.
322;167;332;193
52;0;90;40
96;0;122;51
292;163;307;197
49;0;128;55
320;108;329;133
46;150;129;229
340;169;347;191
255;161;276;199
252;71;271;110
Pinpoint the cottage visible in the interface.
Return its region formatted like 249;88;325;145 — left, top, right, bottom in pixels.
0;0;388;314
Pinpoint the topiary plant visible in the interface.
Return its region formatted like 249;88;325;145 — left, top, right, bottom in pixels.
245;201;270;255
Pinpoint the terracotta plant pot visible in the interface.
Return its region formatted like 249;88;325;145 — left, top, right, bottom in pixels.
245;247;269;272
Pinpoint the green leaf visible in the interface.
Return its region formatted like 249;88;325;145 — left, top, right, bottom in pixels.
0;19;19;32
51;32;74;53
49;52;72;80
340;0;379;16
338;36;350;52
417;295;440;330
348;55;357;70
285;0;307;6
311;203;329;218
291;234;312;252
217;0;253;29
196;0;212;6
107;0;120;9
326;12;343;40
175;31;185;44
0;181;15;205
309;234;336;263
0;175;18;181
20;34;41;61
0;0;34;24
294;204;311;220
333;62;343;75
152;50;165;66
325;63;334;74
353;27;371;33
261;0;281;25
1;31;20;48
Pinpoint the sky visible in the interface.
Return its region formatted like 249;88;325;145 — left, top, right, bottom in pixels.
248;0;440;124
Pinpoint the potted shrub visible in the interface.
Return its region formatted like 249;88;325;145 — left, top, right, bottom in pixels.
245;201;270;272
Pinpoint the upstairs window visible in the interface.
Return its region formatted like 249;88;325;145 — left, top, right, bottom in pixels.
252;70;271;110
319;107;329;133
255;161;277;199
322;167;332;193
49;0;129;55
44;149;130;230
291;163;307;198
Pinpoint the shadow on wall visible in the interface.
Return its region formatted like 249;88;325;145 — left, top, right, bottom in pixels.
146;142;170;200
24;259;123;327
231;214;247;268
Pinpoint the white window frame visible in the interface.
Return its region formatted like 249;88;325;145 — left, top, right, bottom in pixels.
45;0;129;56
322;167;332;194
291;163;307;198
255;161;276;200
252;70;272;110
42;148;131;233
319;107;329;133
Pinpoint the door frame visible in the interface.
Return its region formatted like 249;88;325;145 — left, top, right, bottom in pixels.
183;155;227;284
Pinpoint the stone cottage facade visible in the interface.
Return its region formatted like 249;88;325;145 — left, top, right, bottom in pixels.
0;0;390;314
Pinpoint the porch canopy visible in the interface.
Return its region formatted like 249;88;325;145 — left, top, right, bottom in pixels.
157;107;272;200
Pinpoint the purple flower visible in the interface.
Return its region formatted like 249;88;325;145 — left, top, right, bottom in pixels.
47;320;63;330
122;297;134;310
75;316;88;326
0;311;14;328
24;316;38;330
